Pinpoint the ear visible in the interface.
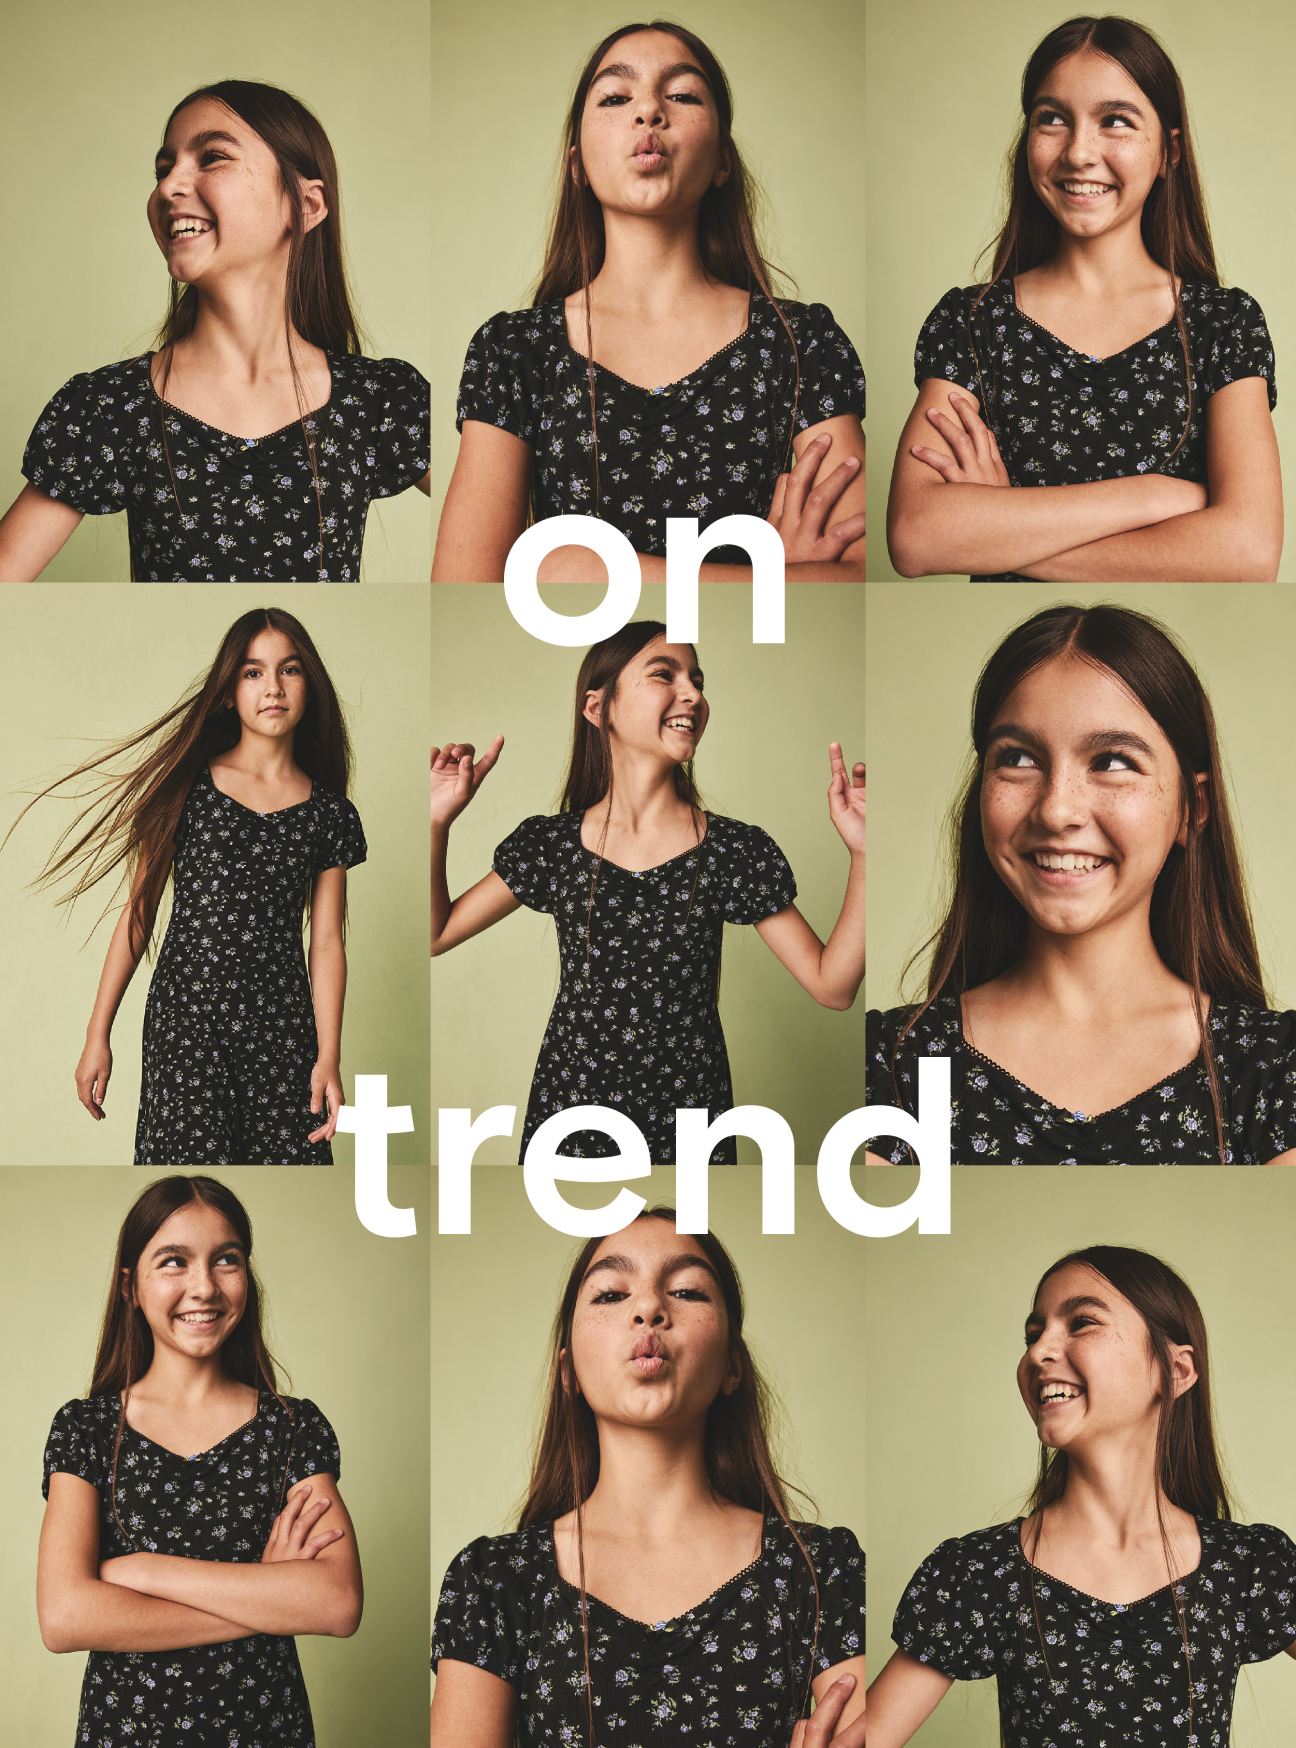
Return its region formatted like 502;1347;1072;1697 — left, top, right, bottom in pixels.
581;690;604;730
1161;128;1182;177
120;1267;135;1307
1168;1342;1198;1399
298;179;329;236
559;1345;582;1398
1175;772;1209;848
569;144;581;189
719;1345;743;1397
712;144;731;190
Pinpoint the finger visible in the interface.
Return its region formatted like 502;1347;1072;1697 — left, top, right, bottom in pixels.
303;1527;346;1558
473;734;505;783
818;513;868;552
828;741;848;780
783;435;833;522
924;407;975;463
909;445;962;483
322;1080;343;1143
802;457;862;532
852;762;866;788
803;1674;857;1745
281;1484;312;1529
309;1067;326;1118
767;471;790;526
948;391;988;434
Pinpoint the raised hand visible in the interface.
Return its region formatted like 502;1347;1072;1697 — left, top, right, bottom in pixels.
430;736;504;832
76;1035;113;1120
789;1674;867;1748
828;744;865;856
767;434;866;564
911;392;1011;487
261;1482;345;1565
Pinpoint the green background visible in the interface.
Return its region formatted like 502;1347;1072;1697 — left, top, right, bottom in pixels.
0;1165;430;1746
431;582;865;1162
864;0;1296;581
0;0;431;582
430;1165;865;1694
865;581;1296;1012
865;1166;1296;1745
429;0;866;513
0;584;430;1166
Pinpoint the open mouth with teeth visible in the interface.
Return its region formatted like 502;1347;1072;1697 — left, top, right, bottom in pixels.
1031;850;1109;875
1058;180;1116;200
1039;1382;1084;1406
169;219;214;240
663;716;695;736
175;1310;222;1326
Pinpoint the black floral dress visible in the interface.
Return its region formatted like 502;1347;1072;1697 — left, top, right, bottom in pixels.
135;767;366;1166
893;1517;1296;1747
433;1515;865;1745
22;353;430;580
913;279;1276;578
493;812;797;1164
43;1389;340;1748
456;288;865;561
866;992;1296;1164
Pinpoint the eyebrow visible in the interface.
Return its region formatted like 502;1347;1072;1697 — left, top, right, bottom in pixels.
1032;93;1145;119
155;128;242;165
1025;1293;1111;1328
987;722;1157;758
148;1240;245;1260
582;1250;721;1286
647;653;705;680
590;59;709;89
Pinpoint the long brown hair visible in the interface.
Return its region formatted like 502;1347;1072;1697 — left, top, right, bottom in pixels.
90;1175;295;1548
897;604;1263;1162
517;1208;820;1735
17;608;352;957
970;17;1217;466
534;22;799;509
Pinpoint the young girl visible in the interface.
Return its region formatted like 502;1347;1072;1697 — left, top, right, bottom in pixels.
865;1244;1296;1745
867;603;1296;1165
38;1174;362;1747
431;619;865;1163
0;80;430;582
430;1207;866;1747
431;21;866;583
20;606;365;1164
886;15;1281;582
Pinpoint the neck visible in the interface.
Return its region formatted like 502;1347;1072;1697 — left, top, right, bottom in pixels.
579;1417;728;1543
1002;907;1189;1023
133;1345;242;1409
229;728;302;782
1043;1435;1177;1555
171;261;309;385
589;207;722;320
1040;219;1168;299
595;754;692;832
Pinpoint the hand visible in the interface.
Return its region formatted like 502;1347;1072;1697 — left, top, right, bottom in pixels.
262;1481;345;1564
790;1675;866;1748
431;737;504;831
911;392;1011;487
828;744;865;856
767;435;866;563
308;1060;343;1144
76;1035;113;1120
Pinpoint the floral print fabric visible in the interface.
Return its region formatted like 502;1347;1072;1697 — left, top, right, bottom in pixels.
135;766;366;1166
22;353;431;580
912;279;1276;579
432;1515;865;1745
456;289;866;561
493;811;797;1164
42;1389;340;1748
893;1517;1296;1748
865;992;1296;1164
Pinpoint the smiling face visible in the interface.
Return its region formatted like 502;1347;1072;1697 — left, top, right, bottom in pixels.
229;627;310;743
126;1199;248;1367
147;97;323;287
577;29;729;219
1017;1261;1195;1456
566;1217;740;1433
1026;49;1177;243
980;654;1202;944
589;636;709;767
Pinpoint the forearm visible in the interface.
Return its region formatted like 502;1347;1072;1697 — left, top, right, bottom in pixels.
85;909;147;1043
1016;502;1282;582
430;826;453;951
42;1575;256;1653
308;937;347;1064
103;1552;360;1638
814;851;866;1008
633;555;865;584
887;475;1199;578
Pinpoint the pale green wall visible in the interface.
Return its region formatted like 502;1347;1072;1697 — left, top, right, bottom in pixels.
0;1165;430;1745
430;1165;866;1686
866;1166;1296;1745
0;585;430;1165
865;0;1296;580
431;581;865;1162
429;0;866;512
865;581;1296;1013
0;0;431;582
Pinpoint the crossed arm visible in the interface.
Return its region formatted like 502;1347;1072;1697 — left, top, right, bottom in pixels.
886;375;1281;580
38;1471;363;1653
431;415;867;583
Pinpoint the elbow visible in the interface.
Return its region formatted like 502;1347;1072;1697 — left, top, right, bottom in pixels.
327;1587;363;1639
815;987;856;1013
39;1603;82;1655
884;510;935;579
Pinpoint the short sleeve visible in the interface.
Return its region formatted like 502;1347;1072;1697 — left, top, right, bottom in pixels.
456;313;539;439
432;1537;528;1682
313;795;367;876
1200;290;1277;411
493;816;560;914
285;1398;341;1485
1229;1524;1296;1662
43;1400;108;1499
892;1535;1004;1680
22;374;131;514
715;822;796;926
790;304;866;429
914;288;979;395
357;358;431;495
809;1526;866;1669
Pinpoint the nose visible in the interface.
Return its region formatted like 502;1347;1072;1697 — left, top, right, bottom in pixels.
631;1287;668;1326
634;104;665;127
1032;766;1088;834
154;161;191;205
1059;121;1100;169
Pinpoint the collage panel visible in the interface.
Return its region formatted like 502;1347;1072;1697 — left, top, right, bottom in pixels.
0;0;432;584
1;1164;430;1746
865;1167;1296;1744
865;0;1294;583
